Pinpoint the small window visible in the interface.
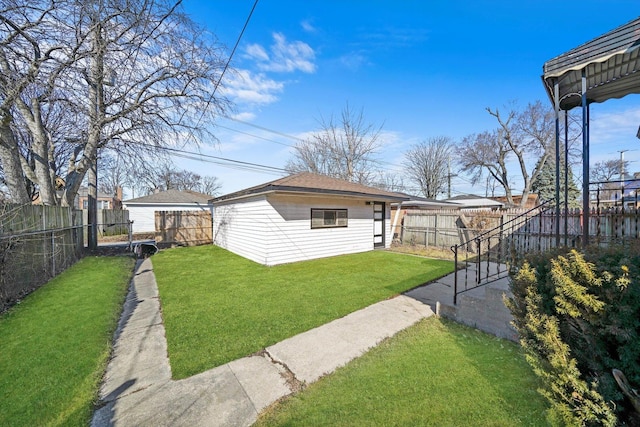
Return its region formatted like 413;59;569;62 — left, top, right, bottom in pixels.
311;209;348;229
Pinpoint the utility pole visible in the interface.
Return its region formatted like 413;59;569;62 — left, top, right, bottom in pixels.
619;149;628;182
447;156;456;199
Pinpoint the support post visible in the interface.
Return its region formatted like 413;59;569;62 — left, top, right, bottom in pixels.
564;111;569;246
128;220;133;251
453;245;458;305
554;81;561;247
581;70;590;245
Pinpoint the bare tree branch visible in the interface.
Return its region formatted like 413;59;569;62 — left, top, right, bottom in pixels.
0;0;231;206
286;103;383;184
403;136;454;198
460;101;558;207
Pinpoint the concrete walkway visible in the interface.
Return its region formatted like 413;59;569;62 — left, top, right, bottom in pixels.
91;259;435;427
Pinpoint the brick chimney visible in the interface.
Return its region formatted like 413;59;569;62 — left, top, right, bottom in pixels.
113;185;123;209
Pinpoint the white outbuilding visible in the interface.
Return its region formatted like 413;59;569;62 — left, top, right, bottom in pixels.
212;172;409;266
122;189;212;233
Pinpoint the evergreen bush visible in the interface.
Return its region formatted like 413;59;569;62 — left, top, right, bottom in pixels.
507;244;640;426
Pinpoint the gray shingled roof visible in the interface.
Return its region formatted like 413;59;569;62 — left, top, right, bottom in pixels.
123;189;212;204
213;172;410;203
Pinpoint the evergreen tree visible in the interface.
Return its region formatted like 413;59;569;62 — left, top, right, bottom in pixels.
507;246;640;426
531;157;581;208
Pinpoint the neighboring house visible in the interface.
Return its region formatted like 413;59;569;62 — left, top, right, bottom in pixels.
622;179;640;208
594;178;640;209
443;194;504;210
76;186;123;210
122;189;212;233
390;195;462;239
212;172;409;266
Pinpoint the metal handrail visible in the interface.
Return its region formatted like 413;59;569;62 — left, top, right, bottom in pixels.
453;199;554;249
450;199;555;304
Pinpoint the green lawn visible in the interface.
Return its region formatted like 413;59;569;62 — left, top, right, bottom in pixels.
256;317;551;426
0;256;135;427
152;246;454;379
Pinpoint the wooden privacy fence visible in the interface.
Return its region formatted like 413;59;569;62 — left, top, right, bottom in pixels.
0;204;83;312
155;210;212;247
400;208;539;249
400;206;640;250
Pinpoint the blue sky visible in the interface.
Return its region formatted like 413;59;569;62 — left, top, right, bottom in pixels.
175;1;640;197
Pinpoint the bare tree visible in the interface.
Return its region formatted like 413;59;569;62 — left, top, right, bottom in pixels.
372;171;406;193
198;175;222;196
459;130;513;201
459;101;556;207
286;103;383;184
404;136;454;198
0;0;230;206
591;159;631;183
128;161;220;196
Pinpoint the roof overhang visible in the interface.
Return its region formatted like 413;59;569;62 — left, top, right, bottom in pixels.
212;186;410;205
542;17;640;111
122;201;211;206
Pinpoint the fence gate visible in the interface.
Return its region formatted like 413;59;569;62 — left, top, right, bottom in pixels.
155;210;213;247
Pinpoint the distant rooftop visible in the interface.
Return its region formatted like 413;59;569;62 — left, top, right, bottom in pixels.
444;194;504;208
123;189;212;204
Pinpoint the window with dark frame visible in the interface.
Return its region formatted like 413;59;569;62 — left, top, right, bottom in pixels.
311;208;348;229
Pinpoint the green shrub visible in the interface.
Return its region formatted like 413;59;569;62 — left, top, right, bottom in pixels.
506;244;640;426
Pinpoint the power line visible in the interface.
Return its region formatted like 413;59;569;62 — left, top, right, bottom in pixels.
211;0;259;98
129;141;287;175
189;0;259;142
216;124;293;147
223;115;306;143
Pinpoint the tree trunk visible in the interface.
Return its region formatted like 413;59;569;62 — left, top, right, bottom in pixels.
29;100;57;205
0;120;30;204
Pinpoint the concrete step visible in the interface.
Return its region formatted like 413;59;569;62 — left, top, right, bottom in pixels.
438;278;517;342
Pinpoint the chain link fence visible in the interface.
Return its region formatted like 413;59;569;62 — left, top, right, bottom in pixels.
0;205;83;312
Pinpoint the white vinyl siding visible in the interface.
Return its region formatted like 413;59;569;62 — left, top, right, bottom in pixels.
214;193;394;266
213;196;270;264
265;195;372;265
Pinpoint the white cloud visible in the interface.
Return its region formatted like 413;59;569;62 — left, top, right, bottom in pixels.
220;69;284;105
245;43;269;62
590;106;640;145
358;27;429;49
339;52;369;71
230;111;256;122
244;32;316;74
301;20;317;33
